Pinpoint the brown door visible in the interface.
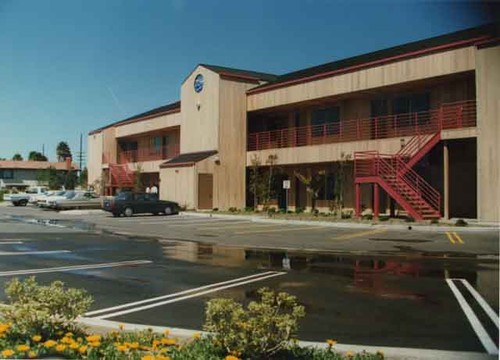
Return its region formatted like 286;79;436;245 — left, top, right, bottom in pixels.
198;173;213;209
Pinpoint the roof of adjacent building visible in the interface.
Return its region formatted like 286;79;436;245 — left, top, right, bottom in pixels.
160;150;218;168
248;22;499;94
89;101;181;135
0;160;79;171
200;64;278;82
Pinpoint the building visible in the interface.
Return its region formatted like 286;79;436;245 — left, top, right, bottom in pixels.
88;23;499;222
0;159;78;190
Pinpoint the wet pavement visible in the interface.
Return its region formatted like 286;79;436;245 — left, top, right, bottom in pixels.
0;205;498;354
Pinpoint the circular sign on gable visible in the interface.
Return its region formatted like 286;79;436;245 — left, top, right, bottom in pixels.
194;74;204;93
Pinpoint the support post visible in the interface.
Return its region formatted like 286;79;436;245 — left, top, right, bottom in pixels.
355;183;361;218
374;183;380;218
443;141;449;219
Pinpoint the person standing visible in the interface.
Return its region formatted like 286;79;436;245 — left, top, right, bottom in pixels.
151;184;158;194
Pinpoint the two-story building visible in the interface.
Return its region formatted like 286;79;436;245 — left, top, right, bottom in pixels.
88;23;499;222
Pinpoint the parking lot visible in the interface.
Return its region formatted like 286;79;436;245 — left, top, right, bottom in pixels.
0;205;498;355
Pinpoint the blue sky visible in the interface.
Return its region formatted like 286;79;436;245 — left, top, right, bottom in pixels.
0;0;493;164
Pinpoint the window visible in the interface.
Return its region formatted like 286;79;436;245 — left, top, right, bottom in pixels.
0;170;14;179
311;107;340;136
392;93;430;127
317;172;335;201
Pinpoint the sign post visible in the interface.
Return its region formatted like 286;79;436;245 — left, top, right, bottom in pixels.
283;180;291;212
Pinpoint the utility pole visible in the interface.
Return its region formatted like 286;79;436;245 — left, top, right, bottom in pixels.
75;133;86;181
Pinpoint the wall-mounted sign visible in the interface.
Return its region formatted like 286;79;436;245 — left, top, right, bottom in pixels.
283;180;291;189
194;74;204;93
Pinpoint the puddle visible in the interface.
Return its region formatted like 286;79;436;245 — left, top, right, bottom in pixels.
8;215;96;231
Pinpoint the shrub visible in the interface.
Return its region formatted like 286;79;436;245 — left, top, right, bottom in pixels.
312;209;319;216
341;210;353;219
0;277;92;340
455;218;468;227
362;214;373;220
212;208;219;212
379;215;389;222
267;207;276;215
0;190;4;202
430;218;439;225
228;207;239;213
204;287;305;359
244;207;254;212
295;207;304;214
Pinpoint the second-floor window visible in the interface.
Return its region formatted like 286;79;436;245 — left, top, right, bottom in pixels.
0;169;14;179
392;93;430;127
311;107;341;136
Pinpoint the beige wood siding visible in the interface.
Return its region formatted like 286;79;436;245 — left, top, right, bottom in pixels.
115;112;181;138
248;47;476;111
476;45;500;222
159;166;196;209
180;66;220;153
101;127;117;163
87;132;103;188
215;79;253;209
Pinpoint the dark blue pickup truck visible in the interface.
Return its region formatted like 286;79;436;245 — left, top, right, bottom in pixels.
102;191;179;217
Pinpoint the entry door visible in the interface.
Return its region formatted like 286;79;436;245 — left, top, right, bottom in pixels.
198;174;213;210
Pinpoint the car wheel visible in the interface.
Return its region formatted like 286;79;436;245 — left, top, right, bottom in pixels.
164;206;172;215
20;200;28;206
124;207;134;217
12;202;19;207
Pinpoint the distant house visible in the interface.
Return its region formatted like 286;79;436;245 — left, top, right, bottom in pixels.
0;159;79;190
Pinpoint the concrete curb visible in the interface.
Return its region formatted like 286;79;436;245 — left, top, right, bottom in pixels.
78;317;494;360
180;212;499;233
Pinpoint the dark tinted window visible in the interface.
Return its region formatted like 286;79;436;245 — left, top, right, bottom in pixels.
116;192;132;200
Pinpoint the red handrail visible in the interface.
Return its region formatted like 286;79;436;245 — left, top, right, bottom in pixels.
248;100;476;151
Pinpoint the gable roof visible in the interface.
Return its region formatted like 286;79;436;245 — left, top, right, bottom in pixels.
89;101;181;135
160;150;218;168
200;64;278;82
0;160;79;171
248;22;499;94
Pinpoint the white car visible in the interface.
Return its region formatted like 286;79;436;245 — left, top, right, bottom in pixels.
46;190;77;208
37;191;67;208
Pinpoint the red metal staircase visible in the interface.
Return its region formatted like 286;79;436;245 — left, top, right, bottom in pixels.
103;153;135;193
354;132;441;220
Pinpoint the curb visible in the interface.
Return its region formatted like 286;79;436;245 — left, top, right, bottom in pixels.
180;212;499;233
78;318;493;360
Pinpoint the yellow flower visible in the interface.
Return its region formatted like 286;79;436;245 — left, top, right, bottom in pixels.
56;344;66;352
345;351;355;358
161;338;176;346
192;332;201;340
0;323;10;333
61;336;73;344
159;348;168;354
70;342;80;349
65;332;73;337
17;344;30;352
44;340;57;348
79;345;88;354
116;345;128;352
225;356;239;360
141;355;155;360
156;356;171;360
118;324;125;330
89;341;101;347
1;349;14;357
163;329;170;336
32;335;42;342
86;334;101;342
326;339;337;347
28;351;37;358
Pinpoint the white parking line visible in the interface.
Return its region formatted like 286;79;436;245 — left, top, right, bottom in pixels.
0;250;70;256
0;242;24;245
0;260;152;277
459;279;499;329
446;279;498;355
86;271;277;316
94;272;286;319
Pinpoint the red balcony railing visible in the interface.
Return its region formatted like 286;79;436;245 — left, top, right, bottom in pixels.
247;100;476;151
117;144;180;164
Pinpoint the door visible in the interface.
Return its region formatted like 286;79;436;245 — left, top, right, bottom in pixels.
198;174;213;210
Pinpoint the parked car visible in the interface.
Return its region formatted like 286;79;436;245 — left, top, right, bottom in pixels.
52;191;102;210
46;191;77;208
102;191;179;217
37;190;66;208
8;186;49;206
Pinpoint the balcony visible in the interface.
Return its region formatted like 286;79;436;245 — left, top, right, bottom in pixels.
117;144;180;164
247;100;476;151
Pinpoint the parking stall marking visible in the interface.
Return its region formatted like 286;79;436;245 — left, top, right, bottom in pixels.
460;279;499;329
0;241;24;245
195;221;253;229
201;223;285;231
446;231;464;245
0;260;152;277
85;271;278;317
0;250;71;256
234;225;326;235
91;271;286;320
331;228;386;241
446;279;498;355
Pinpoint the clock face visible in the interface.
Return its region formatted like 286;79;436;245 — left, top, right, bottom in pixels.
194;74;204;93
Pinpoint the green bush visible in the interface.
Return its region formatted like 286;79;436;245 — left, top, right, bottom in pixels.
244;207;254;212
267;207;276;215
455;218;468;227
312;209;319;217
228;207;239;213
0;277;92;340
212;208;219;212
341;210;353;219
0;190;4;202
204;287;305;359
362;214;373;220
295;207;304;214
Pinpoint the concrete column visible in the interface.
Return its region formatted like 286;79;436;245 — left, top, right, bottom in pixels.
443;141;449;219
374;183;380;218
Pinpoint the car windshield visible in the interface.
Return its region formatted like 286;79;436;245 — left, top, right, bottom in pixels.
55;191;66;196
115;192;132;200
64;191;76;199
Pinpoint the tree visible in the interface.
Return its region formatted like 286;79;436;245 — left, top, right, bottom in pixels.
28;151;48;161
12;153;23;161
248;155;262;209
294;169;326;212
56;142;72;162
248;154;279;209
